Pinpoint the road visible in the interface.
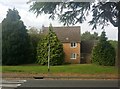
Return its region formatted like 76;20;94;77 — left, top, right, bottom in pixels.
16;79;119;89
1;80;26;89
1;79;119;89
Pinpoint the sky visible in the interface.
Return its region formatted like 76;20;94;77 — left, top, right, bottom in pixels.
0;0;118;40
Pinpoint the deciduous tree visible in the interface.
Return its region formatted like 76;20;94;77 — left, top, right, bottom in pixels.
28;27;41;62
81;31;99;41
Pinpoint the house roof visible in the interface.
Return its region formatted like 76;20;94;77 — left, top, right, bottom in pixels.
41;26;81;43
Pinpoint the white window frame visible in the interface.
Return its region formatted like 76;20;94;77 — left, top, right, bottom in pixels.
70;42;77;48
70;53;77;59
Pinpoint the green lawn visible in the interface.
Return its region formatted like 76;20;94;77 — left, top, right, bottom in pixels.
1;64;118;74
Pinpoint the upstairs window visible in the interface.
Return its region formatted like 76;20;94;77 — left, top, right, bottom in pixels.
71;42;77;48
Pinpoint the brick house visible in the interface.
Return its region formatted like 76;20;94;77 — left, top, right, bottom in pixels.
41;26;81;64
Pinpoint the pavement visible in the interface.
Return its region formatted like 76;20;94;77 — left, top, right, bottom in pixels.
1;79;120;89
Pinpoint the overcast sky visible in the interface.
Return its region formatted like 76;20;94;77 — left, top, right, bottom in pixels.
0;0;118;40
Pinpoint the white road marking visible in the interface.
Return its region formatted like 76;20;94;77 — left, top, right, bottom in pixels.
2;80;26;84
1;80;27;88
0;84;21;88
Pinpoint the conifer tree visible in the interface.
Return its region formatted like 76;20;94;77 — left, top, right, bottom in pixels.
2;9;34;65
92;31;116;66
37;24;64;65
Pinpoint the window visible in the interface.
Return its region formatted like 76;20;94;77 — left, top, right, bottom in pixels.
71;53;77;59
71;42;77;48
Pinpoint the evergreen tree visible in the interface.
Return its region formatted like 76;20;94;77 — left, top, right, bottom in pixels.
2;9;34;65
92;31;116;66
37;24;64;65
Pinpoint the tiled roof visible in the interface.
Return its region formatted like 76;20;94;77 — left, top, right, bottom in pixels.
41;26;81;43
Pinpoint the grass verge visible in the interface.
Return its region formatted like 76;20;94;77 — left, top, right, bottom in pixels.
1;64;118;74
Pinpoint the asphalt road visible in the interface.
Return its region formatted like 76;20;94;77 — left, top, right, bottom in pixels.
1;80;26;89
17;79;119;89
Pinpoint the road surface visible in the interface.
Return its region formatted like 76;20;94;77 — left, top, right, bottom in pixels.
17;79;119;89
1;80;26;89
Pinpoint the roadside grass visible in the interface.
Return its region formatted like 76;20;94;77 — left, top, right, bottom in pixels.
1;64;118;74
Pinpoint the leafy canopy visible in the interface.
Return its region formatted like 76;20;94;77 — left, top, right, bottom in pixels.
29;1;120;28
81;31;99;41
28;27;41;62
